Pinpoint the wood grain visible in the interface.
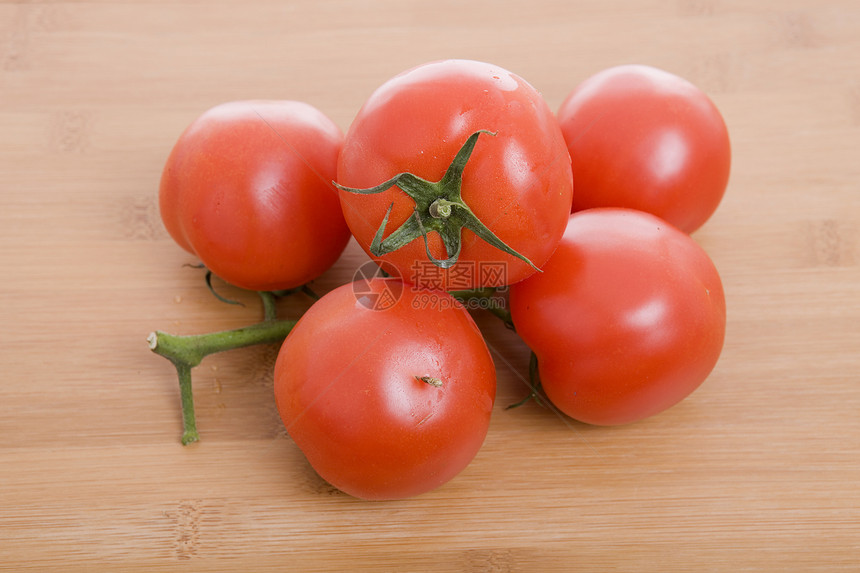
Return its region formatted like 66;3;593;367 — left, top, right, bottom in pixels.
1;1;858;571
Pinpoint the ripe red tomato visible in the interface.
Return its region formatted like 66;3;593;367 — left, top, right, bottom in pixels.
337;59;573;289
273;278;496;500
159;100;351;292
557;65;731;233
508;209;726;425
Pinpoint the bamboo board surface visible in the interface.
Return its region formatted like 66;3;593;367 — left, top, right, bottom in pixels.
1;1;859;571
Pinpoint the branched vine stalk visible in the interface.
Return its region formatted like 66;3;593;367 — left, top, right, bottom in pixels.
147;288;301;445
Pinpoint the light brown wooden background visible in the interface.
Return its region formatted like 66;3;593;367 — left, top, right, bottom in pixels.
2;1;858;571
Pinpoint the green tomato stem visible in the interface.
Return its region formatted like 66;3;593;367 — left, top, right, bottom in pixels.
429;198;455;219
176;362;197;445
259;291;279;322
148;318;297;444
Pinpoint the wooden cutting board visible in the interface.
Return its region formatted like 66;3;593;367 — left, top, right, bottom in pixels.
2;1;858;570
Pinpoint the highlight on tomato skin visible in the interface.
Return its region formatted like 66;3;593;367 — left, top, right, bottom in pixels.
273;277;497;501
508;208;727;426
557;64;731;234
158;100;352;292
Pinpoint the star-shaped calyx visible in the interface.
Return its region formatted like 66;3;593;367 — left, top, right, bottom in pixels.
335;130;539;270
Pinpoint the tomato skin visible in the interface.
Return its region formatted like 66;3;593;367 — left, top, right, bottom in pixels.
557;65;730;233
337;59;573;288
508;209;726;425
273;279;496;500
159;100;351;292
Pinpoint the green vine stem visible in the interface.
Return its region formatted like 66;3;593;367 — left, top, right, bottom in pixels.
149;275;320;444
506;351;544;410
150;263;327;444
147;320;297;445
259;291;279;322
148;318;297;445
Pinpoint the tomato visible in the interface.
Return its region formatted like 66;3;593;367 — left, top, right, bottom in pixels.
508;209;726;425
159;100;351;292
337;59;573;290
557;64;731;233
273;278;496;500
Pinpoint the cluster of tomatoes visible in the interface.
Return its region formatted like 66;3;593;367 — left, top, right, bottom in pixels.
158;59;730;500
